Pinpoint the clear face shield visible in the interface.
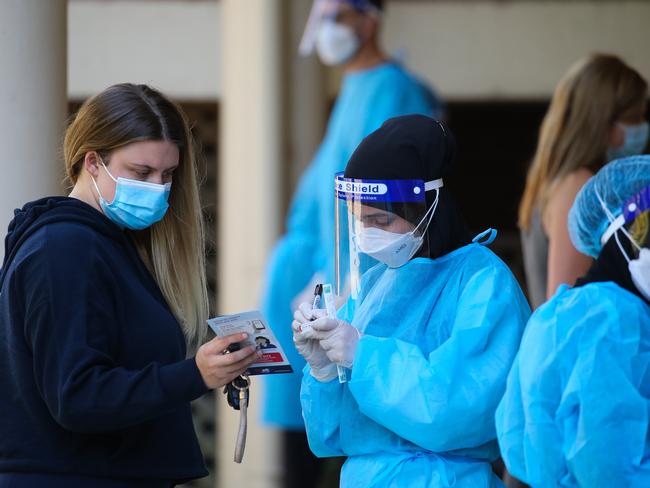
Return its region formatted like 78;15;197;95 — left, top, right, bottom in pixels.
335;173;443;299
298;0;380;58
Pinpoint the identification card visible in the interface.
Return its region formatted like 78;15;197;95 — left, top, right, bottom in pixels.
207;311;293;375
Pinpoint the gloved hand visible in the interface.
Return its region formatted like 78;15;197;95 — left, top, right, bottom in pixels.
301;316;361;369
292;302;337;382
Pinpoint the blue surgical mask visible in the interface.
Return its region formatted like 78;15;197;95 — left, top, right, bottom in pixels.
607;121;649;161
91;161;171;230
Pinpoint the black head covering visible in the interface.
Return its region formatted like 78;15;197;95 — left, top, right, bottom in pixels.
344;114;470;259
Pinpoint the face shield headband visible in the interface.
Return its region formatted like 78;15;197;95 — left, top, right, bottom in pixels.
335;173;444;295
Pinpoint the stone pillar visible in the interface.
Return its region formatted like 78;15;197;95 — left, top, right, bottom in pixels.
0;0;67;261
217;1;285;487
217;1;329;485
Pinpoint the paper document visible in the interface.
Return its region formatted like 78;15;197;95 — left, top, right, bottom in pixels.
207;311;293;375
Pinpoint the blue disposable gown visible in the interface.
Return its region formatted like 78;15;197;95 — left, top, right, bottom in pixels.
262;62;442;428
496;282;650;487
301;243;530;487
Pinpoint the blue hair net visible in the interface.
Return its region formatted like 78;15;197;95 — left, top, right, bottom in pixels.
568;155;650;258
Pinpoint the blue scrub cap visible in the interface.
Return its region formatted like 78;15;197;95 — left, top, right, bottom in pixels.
568;155;650;257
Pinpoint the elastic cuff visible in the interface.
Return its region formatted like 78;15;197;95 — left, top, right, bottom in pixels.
160;357;210;403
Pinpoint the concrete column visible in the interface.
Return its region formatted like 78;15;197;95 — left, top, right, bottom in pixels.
217;1;286;486
0;0;67;261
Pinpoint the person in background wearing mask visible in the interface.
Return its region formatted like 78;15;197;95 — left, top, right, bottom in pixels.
261;1;443;485
294;115;530;487
518;54;648;311
497;156;650;487
0;84;259;487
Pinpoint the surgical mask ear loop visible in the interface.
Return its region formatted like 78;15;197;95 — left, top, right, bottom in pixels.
596;189;642;264
99;158;118;183
614;231;632;264
616;222;643;262
415;189;440;237
89;156;119;206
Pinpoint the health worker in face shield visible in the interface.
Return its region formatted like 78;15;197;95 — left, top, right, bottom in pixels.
496;156;650;488
294;115;531;487
261;0;443;483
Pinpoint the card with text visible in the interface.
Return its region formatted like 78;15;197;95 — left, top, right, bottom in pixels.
207;311;293;375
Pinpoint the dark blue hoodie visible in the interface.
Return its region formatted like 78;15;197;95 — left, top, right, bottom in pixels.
0;197;209;485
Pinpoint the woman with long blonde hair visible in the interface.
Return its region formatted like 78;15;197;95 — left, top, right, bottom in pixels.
519;53;647;309
0;84;258;487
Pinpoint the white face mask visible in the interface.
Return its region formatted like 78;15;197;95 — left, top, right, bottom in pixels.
629;248;650;301
355;188;440;268
615;230;650;302
315;19;360;66
597;190;650;301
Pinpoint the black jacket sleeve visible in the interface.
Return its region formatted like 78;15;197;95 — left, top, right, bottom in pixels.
22;225;208;434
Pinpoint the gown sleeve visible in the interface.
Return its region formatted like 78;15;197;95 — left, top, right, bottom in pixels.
299;297;357;457
496;284;650;487
347;264;530;452
300;371;347;457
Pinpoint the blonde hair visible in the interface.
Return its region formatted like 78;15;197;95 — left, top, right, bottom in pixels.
64;83;209;345
519;54;647;230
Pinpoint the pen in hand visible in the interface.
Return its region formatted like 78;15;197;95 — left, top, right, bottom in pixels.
299;284;323;333
310;284;323;320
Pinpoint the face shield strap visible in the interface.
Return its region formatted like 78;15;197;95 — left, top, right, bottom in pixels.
412;178;444;236
600;215;626;247
425;178;444;192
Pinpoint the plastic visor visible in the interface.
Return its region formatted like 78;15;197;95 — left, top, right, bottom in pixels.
601;183;650;246
334;173;429;299
299;0;379;56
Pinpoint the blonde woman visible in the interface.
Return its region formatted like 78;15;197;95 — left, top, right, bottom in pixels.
519;53;648;309
0;84;258;487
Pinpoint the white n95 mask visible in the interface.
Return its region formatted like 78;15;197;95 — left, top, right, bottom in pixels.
355;189;440;269
356;227;425;268
316;20;360;66
629;248;650;301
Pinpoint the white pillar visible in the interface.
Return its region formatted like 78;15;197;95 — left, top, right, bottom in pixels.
218;1;285;487
0;0;67;261
287;1;327;197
